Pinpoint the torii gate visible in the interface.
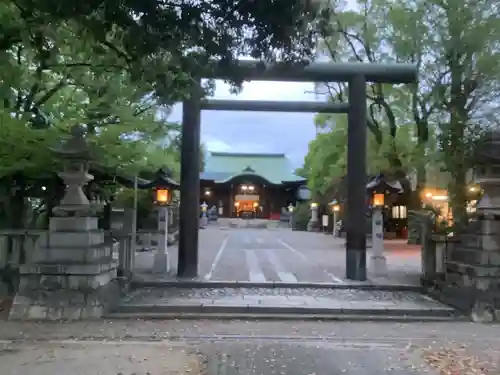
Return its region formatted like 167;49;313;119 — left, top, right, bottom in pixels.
176;60;417;281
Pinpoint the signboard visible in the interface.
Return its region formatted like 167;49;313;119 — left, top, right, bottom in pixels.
322;215;328;227
235;194;259;201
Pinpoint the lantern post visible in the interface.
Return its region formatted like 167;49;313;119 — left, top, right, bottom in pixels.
288;203;294;227
370;192;387;275
331;201;341;237
200;201;208;227
144;168;179;274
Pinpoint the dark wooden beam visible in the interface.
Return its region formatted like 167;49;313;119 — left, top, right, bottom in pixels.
345;75;368;281
201;100;349;113
206;60;418;84
177;81;202;278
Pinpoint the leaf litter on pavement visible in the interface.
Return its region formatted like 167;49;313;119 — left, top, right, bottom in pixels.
420;342;498;375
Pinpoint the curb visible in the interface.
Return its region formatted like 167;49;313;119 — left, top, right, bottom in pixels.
112;303;457;317
107;304;462;321
130;279;423;292
105;312;465;322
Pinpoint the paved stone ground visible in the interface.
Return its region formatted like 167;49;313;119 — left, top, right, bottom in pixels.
119;287;452;314
137;227;422;285
1;320;499;374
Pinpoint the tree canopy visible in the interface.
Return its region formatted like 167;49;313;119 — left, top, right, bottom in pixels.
301;0;500;222
0;0;325;228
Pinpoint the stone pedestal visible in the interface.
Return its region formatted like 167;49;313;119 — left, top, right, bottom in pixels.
153;207;169;273
369;208;387;276
307;206;319;232
200;214;208;227
9;216;119;320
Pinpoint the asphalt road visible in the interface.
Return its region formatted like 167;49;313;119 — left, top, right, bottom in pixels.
135;227;422;284
203;228;347;283
201;228;420;284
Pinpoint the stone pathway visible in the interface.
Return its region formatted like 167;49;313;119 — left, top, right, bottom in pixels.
109;287;457;320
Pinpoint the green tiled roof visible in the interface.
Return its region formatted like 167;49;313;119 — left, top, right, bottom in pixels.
201;152;305;185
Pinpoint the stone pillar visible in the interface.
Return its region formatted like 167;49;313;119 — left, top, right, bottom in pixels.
9;126;119;320
307;203;319;232
332;210;339;237
153;207;169;273
370;207;387;276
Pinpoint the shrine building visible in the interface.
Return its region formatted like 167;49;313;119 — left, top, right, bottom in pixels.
200;152;307;219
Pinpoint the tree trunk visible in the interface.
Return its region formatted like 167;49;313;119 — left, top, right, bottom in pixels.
449;167;467;229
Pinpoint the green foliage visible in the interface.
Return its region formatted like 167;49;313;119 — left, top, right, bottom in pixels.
0;0;323;231
304;0;500;217
2;0;324;95
291;202;310;231
302;108;432;200
0;113;59;178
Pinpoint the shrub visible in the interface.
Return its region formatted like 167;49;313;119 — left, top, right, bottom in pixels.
292;202;310;231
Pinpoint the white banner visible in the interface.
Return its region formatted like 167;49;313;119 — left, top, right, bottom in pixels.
322;215;328;227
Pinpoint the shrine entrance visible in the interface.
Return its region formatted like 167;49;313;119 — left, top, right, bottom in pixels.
234;198;259;218
176;61;418;281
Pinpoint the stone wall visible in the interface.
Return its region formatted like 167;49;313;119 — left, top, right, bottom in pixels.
428;214;500;322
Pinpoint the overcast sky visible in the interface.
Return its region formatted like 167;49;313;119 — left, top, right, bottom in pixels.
168;81;319;168
167;0;360;169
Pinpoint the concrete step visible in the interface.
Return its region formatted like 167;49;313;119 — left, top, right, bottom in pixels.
106;286;463;322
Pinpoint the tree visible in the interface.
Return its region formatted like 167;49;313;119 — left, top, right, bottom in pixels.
299;108;421;202
2;0;325;93
0;0;327;231
313;0;500;224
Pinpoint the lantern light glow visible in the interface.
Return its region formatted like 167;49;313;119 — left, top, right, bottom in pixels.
373;193;385;207
332;204;340;212
201;201;208;212
155;188;171;205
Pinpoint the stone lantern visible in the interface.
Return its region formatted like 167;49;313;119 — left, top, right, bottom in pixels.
9;124;120;321
287;203;294;227
142;167;180;274
474;130;500;212
452;130;500;322
330;200;340;237
307;202;319;232
51;125;94;217
200;201;209;227
366;174;403;276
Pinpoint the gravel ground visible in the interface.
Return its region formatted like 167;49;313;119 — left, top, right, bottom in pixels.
122;287;437;303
